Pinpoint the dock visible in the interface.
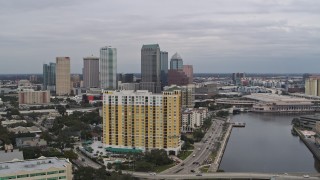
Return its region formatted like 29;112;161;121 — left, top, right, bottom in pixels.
232;122;246;127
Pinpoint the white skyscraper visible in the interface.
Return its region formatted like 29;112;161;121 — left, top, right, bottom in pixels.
100;46;117;90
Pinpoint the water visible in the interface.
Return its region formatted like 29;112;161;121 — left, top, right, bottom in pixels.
219;113;320;173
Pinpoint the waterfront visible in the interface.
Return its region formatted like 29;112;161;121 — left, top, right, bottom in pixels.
220;113;320;173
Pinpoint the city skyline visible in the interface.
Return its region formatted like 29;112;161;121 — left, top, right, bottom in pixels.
0;0;319;74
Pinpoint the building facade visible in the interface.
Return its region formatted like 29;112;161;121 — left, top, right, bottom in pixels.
102;90;182;155
181;107;208;133
160;51;168;89
164;84;195;108
83;56;99;88
170;53;183;70
55;57;71;96
100;46;117;90
0;157;72;180
168;69;190;86
305;77;320;96
18;90;50;105
183;65;193;84
43;63;56;91
141;44;161;93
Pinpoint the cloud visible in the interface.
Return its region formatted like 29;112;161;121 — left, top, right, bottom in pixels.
0;0;319;73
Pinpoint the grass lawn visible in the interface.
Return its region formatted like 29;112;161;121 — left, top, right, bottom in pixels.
200;165;210;173
154;163;176;173
177;150;193;160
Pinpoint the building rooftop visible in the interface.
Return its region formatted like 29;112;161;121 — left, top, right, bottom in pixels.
0;157;70;174
171;52;182;60
0;150;24;163
142;44;159;49
244;93;313;105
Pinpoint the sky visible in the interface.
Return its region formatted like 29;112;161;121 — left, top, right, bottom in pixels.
0;0;319;74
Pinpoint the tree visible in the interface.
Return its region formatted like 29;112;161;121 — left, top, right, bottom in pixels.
193;129;205;142
63;150;78;160
134;161;154;172
292;118;300;127
107;163;112;170
144;149;173;166
57;105;66;116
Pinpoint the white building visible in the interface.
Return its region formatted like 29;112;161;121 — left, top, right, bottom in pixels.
181;107;208;133
0;157;73;180
245;93;315;113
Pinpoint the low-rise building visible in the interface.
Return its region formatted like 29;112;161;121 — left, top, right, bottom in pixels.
244;93;315;113
0;149;24;162
19;90;50;105
16;137;47;148
0;156;73;180
181;107;208;133
8;126;42;134
1;120;27;127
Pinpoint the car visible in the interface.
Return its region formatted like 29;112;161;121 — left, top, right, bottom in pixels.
303;175;310;178
197;148;201;150
284;173;288;175
181;163;185;166
193;154;196;157
196;173;202;176
190;170;195;173
81;158;85;162
206;147;209;149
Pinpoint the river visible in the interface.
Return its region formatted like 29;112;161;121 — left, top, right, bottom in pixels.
219;113;320;173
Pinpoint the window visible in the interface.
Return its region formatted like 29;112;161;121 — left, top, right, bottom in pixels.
17;174;29;178
58;170;65;173
0;176;17;180
59;176;66;179
47;171;59;175
30;172;46;177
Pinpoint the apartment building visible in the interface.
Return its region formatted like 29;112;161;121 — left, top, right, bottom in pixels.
102;90;182;155
18;90;50;105
181;107;208;133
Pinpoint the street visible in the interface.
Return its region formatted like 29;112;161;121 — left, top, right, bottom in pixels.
162;118;226;175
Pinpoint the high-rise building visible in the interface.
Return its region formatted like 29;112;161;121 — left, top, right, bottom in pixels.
170;52;183;70
305;77;320;96
102;90;182;155
183;65;193;84
43;63;56;91
168;70;190;86
141;44;161;93
164;84;195;108
0;157;73;180
56;57;71;96
83;56;99;88
160;51;168;89
100;46;117;90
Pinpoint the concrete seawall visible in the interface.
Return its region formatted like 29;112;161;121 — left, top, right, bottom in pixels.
293;127;320;161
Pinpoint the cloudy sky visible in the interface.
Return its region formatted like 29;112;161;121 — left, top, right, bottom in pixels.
0;0;319;74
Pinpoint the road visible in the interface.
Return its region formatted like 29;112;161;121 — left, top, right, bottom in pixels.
162;118;226;175
133;172;320;179
73;143;102;169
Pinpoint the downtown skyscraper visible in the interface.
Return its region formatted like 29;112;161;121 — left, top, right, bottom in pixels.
160;51;168;89
140;44;161;93
43;62;56;91
56;57;71;96
83;56;99;88
100;46;117;90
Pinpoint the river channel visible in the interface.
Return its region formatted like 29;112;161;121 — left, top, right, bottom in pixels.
219;113;320;173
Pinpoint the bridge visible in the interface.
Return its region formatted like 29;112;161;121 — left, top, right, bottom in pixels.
131;172;320;179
